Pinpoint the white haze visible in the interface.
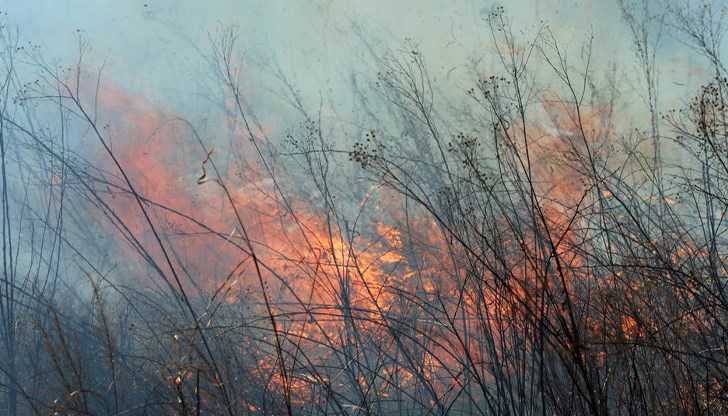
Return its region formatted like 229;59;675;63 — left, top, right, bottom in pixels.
2;0;718;129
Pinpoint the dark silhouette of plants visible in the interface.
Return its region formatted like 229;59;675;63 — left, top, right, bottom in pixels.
0;2;726;415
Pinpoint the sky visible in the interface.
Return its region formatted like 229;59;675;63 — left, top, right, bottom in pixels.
0;0;721;158
0;1;668;110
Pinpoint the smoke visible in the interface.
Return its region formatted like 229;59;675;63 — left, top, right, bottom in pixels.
0;1;726;414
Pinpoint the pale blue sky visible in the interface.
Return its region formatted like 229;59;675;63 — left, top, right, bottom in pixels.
0;1;719;132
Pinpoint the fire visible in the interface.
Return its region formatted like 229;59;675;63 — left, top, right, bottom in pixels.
88;82;239;290
84;83;456;403
81;66;709;414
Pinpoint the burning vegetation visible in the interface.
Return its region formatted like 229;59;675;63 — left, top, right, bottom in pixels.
1;2;728;415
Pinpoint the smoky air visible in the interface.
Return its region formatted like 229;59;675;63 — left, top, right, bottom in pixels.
0;1;725;415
